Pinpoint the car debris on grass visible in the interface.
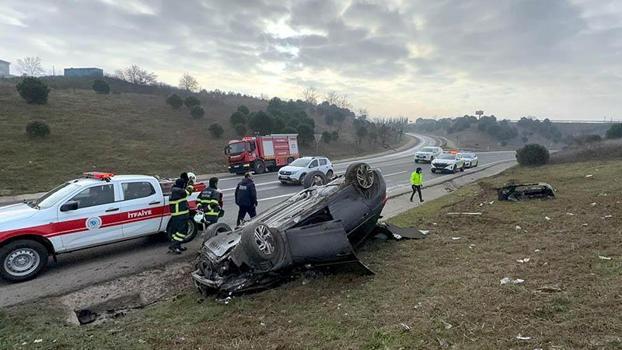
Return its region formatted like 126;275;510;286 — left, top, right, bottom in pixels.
497;182;555;201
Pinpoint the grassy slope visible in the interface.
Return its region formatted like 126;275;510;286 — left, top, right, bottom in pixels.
1;160;620;349
0;79;397;195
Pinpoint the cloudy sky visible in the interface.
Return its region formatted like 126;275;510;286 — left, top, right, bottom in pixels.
1;0;621;121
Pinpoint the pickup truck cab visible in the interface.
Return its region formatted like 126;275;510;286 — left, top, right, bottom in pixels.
0;172;203;282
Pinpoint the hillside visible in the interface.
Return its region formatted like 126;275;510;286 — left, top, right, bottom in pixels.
411;116;614;151
0;77;404;196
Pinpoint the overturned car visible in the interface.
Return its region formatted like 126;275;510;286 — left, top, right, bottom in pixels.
497;182;555;201
192;162;386;294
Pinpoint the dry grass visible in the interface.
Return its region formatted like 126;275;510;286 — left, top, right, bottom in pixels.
1;160;620;349
551;139;622;164
0;80;395;196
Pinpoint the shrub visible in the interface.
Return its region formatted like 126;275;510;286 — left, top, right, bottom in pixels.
230;111;247;126
237;105;250;115
184;96;201;108
606;123;622;139
248;111;274;134
234;123;247;137
331;130;339;141
297;123;315;145
166;94;183;109
322;131;332;143
16;77;50;104
92;79;110;94
208;123;224;138
26;120;50;138
190;105;205;119
516;144;550;166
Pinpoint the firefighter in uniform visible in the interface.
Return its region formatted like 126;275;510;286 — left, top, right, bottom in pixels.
168;173;194;254
197;177;224;224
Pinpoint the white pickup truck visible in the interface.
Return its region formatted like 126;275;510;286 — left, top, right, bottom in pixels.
0;172;205;282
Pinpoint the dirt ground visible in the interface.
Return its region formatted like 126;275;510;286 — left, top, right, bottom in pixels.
1;160;620;349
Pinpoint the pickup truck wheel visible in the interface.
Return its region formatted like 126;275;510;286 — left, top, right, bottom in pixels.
181;219;199;243
0;240;48;282
253;160;266;174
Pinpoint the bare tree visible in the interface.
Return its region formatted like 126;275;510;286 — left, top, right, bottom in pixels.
115;65;157;85
17;57;44;76
358;108;369;119
325;91;339;105
337;94;351;109
302;86;318;105
179;73;200;92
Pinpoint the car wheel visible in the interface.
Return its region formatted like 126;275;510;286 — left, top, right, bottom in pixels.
452;165;457;173
0;240;49;282
253;160;265;174
345;162;374;189
460;165;465;172
326;170;334;179
239;223;284;271
303;171;327;188
474;160;478;167
298;173;306;185
201;222;232;243
181;219;199;243
431;168;436;173
414;159;419;163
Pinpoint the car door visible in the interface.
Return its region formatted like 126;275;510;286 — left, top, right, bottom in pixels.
119;181;165;238
59;183;123;250
319;158;329;174
308;159;319;173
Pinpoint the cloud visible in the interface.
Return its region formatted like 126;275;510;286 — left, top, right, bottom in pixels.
0;0;621;120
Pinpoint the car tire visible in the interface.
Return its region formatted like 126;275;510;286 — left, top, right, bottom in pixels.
181;219;199;243
303;171;327;188
414;159;419;163
431;168;436;174
326;170;334;179
460;165;465;172
201;222;232;244
298;173;306;185
253;160;266;174
239;223;284;272
452;165;457;173
474;160;478;167
0;240;49;282
345;162;375;190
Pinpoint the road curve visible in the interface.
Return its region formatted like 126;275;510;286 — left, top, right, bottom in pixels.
0;134;515;307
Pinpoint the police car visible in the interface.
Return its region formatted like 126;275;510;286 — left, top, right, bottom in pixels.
0;172;205;282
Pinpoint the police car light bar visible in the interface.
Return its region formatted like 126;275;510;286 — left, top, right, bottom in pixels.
83;172;115;181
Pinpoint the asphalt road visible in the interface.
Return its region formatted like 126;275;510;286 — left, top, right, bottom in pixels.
0;134;516;307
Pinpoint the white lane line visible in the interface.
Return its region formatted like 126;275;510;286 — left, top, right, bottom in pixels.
383;170;408;177
221;180;280;192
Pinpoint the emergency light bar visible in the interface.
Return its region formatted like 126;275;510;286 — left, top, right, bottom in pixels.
83;172;115;181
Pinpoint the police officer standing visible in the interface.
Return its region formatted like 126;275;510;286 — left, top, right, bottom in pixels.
410;167;424;203
168;172;194;254
197;177;224;224
235;172;257;226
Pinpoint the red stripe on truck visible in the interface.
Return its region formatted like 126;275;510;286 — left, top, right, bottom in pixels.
0;203;195;243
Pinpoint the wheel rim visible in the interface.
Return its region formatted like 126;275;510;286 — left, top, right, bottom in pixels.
187;220;196;236
4;248;40;277
253;225;274;255
312;174;324;186
356;164;374;189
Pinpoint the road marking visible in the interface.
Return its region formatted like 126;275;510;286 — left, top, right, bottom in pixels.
383;170;408;177
258;193;293;202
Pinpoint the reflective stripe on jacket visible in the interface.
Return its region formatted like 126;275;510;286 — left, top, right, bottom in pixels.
410;172;423;186
198;187;222;217
169;187;190;216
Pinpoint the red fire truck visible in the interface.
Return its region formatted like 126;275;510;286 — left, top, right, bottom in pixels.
225;134;300;174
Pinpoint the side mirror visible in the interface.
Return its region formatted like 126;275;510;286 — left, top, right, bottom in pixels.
60;201;79;212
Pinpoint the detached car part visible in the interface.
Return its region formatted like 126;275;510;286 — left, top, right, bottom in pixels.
497;183;555;201
192;162;386;295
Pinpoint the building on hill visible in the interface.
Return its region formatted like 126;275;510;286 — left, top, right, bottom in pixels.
64;67;103;77
0;59;10;77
